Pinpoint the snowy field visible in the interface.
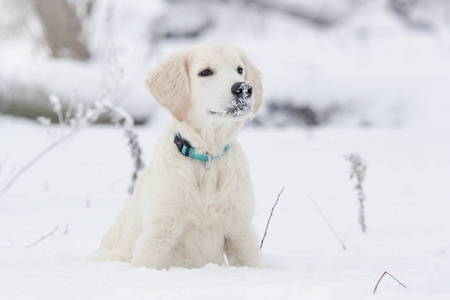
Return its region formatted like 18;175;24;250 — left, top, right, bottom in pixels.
1;0;450;298
1;115;449;300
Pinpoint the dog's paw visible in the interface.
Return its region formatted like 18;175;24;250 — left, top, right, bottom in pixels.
227;253;261;268
130;256;147;268
131;256;165;270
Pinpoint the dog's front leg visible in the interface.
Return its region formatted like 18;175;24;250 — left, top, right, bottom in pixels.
130;217;183;269
224;225;261;268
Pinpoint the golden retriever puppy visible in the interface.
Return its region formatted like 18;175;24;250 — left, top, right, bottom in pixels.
92;44;263;269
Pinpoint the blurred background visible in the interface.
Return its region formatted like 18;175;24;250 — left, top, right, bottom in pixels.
1;0;450;129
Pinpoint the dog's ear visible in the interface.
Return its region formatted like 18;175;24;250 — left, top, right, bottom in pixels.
239;50;263;114
145;52;191;122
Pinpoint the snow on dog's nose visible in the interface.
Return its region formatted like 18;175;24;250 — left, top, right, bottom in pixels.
231;81;253;99
227;82;253;117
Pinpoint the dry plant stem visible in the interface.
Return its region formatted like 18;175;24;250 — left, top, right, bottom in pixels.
308;194;346;250
260;187;285;249
126;129;144;194
1;127;81;194
346;153;367;232
0;49;142;195
25;225;59;249
373;271;407;294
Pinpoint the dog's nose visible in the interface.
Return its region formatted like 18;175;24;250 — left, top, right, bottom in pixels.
231;82;253;98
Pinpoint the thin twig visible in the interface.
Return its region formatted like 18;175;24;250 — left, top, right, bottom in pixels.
308;194;346;250
0;128;81;194
373;271;407;294
260;187;285;249
25;225;59;249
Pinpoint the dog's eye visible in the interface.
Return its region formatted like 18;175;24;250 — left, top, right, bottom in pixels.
237;67;243;74
199;69;213;77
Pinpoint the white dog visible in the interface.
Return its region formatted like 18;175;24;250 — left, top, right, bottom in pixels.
92;44;263;269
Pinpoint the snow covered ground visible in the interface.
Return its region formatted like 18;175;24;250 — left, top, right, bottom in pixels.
1;115;449;299
1;0;450;298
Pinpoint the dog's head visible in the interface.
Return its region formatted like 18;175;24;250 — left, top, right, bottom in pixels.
145;44;263;123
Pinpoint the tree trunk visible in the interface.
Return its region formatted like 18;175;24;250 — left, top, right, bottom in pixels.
31;0;90;61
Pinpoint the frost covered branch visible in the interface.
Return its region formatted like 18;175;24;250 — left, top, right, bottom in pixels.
25;225;59;249
260;187;285;249
1;95;101;194
373;271;407;294
100;101;145;194
125;129;144;194
1;95;144;195
346;153;367;233
0;49;145;195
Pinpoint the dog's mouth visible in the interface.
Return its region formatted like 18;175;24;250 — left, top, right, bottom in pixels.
208;104;252;118
209;96;253;119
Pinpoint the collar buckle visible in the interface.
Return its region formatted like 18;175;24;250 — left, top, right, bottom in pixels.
174;133;191;157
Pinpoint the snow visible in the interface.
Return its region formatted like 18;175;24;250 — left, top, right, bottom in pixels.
226;81;253;117
1;117;449;299
1;0;450;298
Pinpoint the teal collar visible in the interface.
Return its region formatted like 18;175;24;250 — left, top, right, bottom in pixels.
174;133;229;162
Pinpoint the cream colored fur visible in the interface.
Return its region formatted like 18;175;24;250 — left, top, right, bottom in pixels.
92;44;263;269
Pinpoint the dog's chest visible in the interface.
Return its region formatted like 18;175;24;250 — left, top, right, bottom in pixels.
191;162;234;222
196;165;219;195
